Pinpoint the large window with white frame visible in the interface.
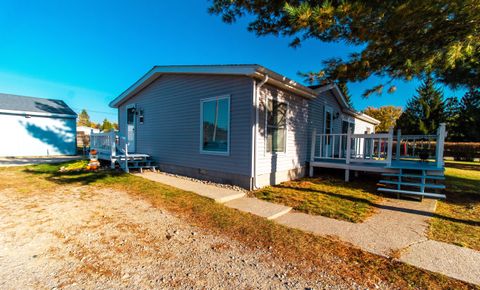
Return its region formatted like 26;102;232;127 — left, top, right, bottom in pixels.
266;99;287;153
200;96;230;154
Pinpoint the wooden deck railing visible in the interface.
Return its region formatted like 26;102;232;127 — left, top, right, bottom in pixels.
311;123;447;168
90;130;116;158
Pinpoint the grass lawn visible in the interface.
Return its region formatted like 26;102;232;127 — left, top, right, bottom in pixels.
252;175;381;223
429;161;480;251
0;161;473;288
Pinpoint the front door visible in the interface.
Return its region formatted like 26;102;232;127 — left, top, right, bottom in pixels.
323;106;333;157
126;105;136;153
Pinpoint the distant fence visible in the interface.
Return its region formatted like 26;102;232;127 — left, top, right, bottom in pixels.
77;131;91;148
444;142;480;161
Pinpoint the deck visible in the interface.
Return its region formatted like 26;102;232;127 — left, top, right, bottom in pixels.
311;159;444;174
309;124;448;199
90;131;156;172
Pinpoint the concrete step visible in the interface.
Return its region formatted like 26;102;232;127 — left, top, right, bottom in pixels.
378;187;446;199
379;180;446;189
224;197;292;220
381;173;445;180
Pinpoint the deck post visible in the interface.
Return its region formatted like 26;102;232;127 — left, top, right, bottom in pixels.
396;129;401;160
124;138;129;173
309;128;316;177
345;127;352;182
386;127;394;166
110;131;116;169
346;127;352;165
436;123;446;168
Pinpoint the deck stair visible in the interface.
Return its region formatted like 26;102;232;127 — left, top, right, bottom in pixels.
377;168;446;200
116;153;157;173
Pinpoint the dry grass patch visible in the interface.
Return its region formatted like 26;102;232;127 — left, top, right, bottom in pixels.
429;162;480;251
0;163;474;289
252;176;381;223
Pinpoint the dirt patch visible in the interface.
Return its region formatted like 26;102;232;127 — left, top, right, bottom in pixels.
0;186;350;289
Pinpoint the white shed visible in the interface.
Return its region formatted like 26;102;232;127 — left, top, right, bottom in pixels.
0;93;77;157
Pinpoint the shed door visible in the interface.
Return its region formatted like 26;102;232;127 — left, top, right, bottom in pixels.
126;105;136;153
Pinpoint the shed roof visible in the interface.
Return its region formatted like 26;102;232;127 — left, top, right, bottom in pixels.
0;93;77;118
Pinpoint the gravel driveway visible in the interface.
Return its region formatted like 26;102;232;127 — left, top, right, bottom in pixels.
0;186;350;289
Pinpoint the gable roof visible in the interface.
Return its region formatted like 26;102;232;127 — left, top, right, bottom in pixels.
0;93;77;118
310;83;380;125
109;64;317;107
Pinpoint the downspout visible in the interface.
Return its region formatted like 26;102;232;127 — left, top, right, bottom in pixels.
252;74;269;189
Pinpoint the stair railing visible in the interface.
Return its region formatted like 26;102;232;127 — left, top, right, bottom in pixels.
394;123;447;168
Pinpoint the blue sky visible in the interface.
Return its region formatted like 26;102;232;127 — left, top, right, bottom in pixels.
0;0;465;123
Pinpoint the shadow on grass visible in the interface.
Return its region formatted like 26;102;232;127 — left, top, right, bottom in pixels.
275;184;377;206
445;161;480;171
22;162;126;186
276;180;480;227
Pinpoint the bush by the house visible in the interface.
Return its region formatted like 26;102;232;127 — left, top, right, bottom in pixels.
444;142;480;161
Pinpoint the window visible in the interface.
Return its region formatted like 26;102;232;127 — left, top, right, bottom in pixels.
200;96;230;154
266;99;287;153
342;119;355;134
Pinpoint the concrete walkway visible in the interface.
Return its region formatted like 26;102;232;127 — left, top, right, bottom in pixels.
0;156;83;167
137;172;245;203
136;172;480;285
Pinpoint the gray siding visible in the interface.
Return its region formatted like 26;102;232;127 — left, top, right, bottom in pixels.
307;90;344;155
118;74;254;178
255;84;309;177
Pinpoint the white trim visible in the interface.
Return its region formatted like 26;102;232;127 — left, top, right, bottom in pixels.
126;103;136;153
0;108;77;119
264;97;288;155
344;109;381;125
312;83;380;126
199;95;231;156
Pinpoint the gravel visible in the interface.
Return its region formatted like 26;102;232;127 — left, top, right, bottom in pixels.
0;186;355;289
156;171;249;193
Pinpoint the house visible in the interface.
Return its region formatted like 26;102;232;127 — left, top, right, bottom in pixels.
77;126;100;135
0;93;77;157
105;64;379;189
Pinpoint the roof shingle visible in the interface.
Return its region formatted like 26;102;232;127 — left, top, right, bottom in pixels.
0;93;77;116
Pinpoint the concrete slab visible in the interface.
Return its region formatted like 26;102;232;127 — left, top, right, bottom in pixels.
400;240;480;285
224;197;292;220
136;172;245;203
0;156;83;167
276;198;437;256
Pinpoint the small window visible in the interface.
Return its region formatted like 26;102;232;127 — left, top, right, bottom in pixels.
127;107;135;125
266;99;287;153
201;96;230;154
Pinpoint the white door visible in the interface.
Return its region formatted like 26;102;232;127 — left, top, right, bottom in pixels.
323;106;333;157
126;105;136;153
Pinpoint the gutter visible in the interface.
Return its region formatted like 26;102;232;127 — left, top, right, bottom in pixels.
0;108;77;119
251;74;269;190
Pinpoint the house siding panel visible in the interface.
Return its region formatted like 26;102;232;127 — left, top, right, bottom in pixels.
254;84;309;186
307;90;345;158
117;74;254;183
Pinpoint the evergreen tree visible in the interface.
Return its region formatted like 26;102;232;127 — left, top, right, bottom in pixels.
396;76;445;134
210;1;480;93
77;109;91;127
101;119;114;132
363;106;402;133
444;97;461;141
457;87;480;141
337;81;354;109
